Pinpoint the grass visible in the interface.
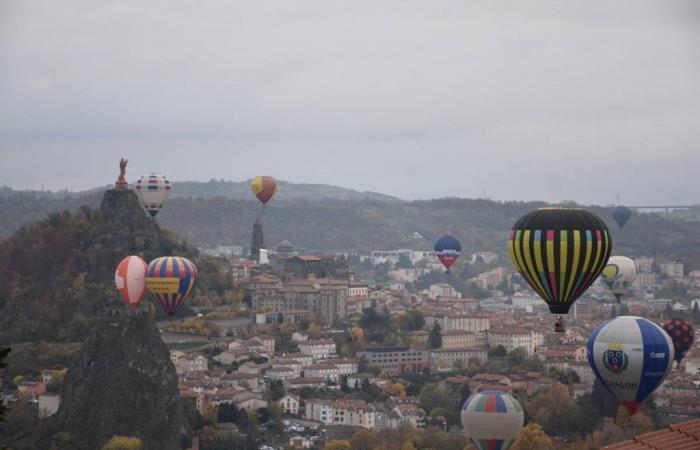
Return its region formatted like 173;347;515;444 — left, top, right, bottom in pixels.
166;341;207;351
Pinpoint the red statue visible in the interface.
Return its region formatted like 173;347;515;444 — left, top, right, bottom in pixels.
115;158;128;190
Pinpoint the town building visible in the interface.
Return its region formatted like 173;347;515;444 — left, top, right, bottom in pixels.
278;393;300;415
358;347;429;376
298;340;337;360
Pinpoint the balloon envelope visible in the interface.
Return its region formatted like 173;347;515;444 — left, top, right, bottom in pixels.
508;208;612;315
135;173;172;217
612;206;632;229
601;256;636;300
146;256;197;315
663;319;695;364
461;390;524;450
434;234;461;270
114;255;147;309
587;316;674;415
251;176;277;205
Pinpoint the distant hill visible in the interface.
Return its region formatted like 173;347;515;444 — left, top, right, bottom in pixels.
2;183;700;272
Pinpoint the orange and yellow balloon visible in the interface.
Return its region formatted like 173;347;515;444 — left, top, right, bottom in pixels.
251;176;277;206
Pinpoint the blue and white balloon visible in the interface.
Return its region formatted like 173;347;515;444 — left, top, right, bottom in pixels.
587;316;674;415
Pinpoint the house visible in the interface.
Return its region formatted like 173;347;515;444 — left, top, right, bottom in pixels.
220;373;262;392
265;366;296;381
298;340;337;360
357;347;429;376
304;364;340;382
429;347;488;372
17;381;46;399
292;332;308;342
318;358;358;376
289;436;313;449
38;394;60;418
283;377;327;390
234;392;268;412
282;353;314;368
238;361;261;375
170;350;186;365
177;352;208;373
441;330;477;349
253;335;276;354
278;393;300;415
488;327;536;355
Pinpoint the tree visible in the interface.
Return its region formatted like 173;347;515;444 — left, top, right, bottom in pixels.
528;384;578;438
383;381;407;397
610;304;617;319
350;326;364;343
507;348;529;367
267;379;285;401
489;345;507;357
101;436;143;450
513;423;554;450
400;441;417;450
418;383;455;415
217;403;239;423
399;310;425;331
325;439;352;450
0;346;9;422
395;254;414;269
350;430;382;450
428;322;442;349
307;323;322;339
692;302;700;325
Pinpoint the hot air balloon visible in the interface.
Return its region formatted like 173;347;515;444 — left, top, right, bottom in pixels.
434;234;461;272
663;319;695;366
508;208;612;331
250;176;277;206
135;173;172;217
114;255;148;309
612;206;632;230
601;256;636;301
145;256;197;316
461;390;524;450
587;316;674;415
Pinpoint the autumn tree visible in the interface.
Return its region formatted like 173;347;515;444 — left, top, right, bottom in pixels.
307;323;322;339
350;430;382;450
527;384;578;438
325;439;352;450
101;436;143;450
351;326;364;343
383;381;407;397
513;423;555;450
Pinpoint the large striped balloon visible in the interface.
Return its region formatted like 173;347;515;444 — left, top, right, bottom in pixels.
250;176;277;206
145;257;197;316
135;173;172;217
114;255;148;309
461;390;524;450
588;316;674;415
508;208;611;315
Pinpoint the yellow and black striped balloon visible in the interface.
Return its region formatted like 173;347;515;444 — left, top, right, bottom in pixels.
508;208;612;315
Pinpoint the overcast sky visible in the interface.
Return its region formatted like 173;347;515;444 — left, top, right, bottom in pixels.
1;1;700;205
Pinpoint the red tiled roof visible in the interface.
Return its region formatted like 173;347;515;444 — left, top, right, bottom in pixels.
603;418;700;450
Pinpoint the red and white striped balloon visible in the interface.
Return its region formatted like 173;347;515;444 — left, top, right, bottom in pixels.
115;256;148;309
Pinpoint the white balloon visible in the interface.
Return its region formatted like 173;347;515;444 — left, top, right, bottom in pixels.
461;390;524;450
135;173;172;217
601;256;636;300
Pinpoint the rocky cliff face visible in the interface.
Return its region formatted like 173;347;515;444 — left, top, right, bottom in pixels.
46;311;187;450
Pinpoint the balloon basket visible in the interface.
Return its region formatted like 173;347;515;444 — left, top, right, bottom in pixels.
554;315;565;333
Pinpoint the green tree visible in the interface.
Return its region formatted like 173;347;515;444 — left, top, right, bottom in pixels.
489;345;507;357
428;322;442;349
507;348;528;367
395;254;414;269
398;310;425;331
101;436;143;450
610;304;617;319
418;383;455;415
217;403;239;423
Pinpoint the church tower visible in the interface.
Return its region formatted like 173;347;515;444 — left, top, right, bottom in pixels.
250;217;264;261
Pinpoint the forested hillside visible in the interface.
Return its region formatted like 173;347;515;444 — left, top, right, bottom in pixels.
0;190;229;343
2;183;700;270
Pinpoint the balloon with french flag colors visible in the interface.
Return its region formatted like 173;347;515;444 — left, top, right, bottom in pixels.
114;255;148;309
